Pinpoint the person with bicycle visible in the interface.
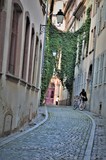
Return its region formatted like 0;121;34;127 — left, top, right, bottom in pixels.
79;89;87;110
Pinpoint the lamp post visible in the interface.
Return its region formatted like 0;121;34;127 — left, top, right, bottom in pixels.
52;51;57;75
40;9;64;34
56;9;64;24
52;51;56;57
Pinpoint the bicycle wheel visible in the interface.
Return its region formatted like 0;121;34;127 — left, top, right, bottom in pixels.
73;104;78;110
79;102;84;111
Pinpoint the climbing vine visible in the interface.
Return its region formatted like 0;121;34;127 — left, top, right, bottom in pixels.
41;7;91;104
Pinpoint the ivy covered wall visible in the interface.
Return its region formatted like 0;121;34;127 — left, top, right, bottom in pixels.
41;7;91;104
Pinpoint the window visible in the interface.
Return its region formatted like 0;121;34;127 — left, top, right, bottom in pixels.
89;29;93;52
36;42;42;87
93;0;100;16
95;57;99;85
39;0;46;15
8;3;23;75
21;16;30;80
82;32;86;58
51;91;54;98
0;0;6;72
102;0;106;28
28;27;35;84
99;54;104;84
51;83;55;88
93;27;96;48
32;36;39;85
96;3;106;34
0;0;4;10
100;6;104;30
103;53;106;83
96;8;101;35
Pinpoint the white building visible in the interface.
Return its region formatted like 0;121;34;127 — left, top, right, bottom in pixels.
64;0;106;117
0;0;47;136
90;0;106;117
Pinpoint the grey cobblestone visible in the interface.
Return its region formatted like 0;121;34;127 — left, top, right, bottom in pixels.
1;106;105;160
84;111;106;160
0;107;92;160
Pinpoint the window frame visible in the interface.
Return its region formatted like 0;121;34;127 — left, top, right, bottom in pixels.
21;13;30;81
8;2;23;76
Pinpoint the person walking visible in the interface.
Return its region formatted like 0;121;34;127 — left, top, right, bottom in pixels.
56;96;59;105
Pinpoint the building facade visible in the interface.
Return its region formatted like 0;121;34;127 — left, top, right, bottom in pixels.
0;0;47;136
64;0;106;117
45;75;62;105
64;0;92;109
90;0;106;117
48;0;68;30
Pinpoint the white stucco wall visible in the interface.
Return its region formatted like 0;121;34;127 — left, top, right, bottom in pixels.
0;0;46;136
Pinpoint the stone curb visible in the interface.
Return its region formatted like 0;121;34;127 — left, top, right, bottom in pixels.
82;111;96;160
0;106;48;147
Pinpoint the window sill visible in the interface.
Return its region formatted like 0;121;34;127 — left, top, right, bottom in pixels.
94;85;97;88
35;86;40;92
98;83;102;87
27;83;31;90
31;85;36;91
6;73;19;83
31;85;40;92
89;49;94;54
20;79;27;86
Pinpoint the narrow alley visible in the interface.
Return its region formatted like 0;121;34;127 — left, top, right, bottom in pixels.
0;0;106;160
0;106;106;160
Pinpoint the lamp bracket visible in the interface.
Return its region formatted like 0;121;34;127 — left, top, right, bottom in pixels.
40;24;47;34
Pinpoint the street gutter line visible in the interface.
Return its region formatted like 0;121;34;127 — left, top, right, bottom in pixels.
83;112;96;160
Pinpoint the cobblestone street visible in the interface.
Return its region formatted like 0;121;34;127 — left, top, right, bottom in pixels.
0;107;93;160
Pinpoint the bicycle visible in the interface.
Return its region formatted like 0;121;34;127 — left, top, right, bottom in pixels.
73;96;80;110
73;95;86;111
79;96;86;111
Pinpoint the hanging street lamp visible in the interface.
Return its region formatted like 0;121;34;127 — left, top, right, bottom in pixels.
40;9;64;34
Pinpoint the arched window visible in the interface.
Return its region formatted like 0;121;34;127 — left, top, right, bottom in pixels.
0;0;4;10
21;15;30;80
0;0;6;72
28;27;35;84
32;36;39;85
36;41;42;87
8;2;23;75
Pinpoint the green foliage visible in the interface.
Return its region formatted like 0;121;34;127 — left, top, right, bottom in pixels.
41;7;91;103
40;24;54;103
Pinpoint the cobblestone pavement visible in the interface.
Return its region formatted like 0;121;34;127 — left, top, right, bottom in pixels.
85;111;106;160
0;107;47;146
0;107;92;160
